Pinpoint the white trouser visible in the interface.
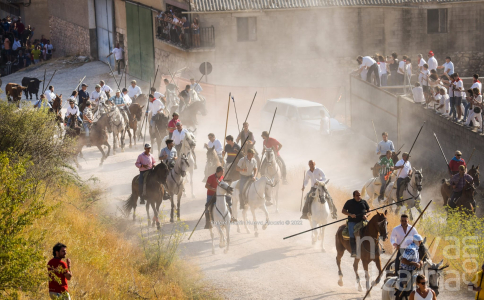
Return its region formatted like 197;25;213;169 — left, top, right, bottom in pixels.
465;110;482;128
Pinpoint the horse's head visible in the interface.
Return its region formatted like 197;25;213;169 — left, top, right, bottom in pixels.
468;165;480;187
217;180;233;195
53;94;62;112
371;210;388;241
412;168;423;192
424;259;448;296
264;146;276;163
463;180;476;200
178;153;190;177
184;131;196;149
130;103;144;121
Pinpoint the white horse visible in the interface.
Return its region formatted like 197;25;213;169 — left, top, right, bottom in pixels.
231;176;275;237
262;146;281;212
180;129;196;198
307;181;330;252
107;105;126;155
166;153;190;223
384;169;423;220
361;171;398;206
381;259;447;300
210;180;233;254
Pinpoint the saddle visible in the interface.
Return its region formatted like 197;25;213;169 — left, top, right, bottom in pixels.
342;220;368;240
236;180;252;198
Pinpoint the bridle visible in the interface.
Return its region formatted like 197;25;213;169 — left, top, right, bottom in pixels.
406;170;422;199
170;155;189;194
362;216;388;255
249;176;275;199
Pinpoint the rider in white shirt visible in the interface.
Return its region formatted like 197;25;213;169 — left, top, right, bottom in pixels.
128;80;142;99
45;86;56;104
394;152;413;202
300;160;337;219
145;94;165;128
99;80;113;97
391;214;419;274
90;84;107;107
122;88;132;105
66;99;82;127
204;133;223;161
172;122;189;153
190;78;203;93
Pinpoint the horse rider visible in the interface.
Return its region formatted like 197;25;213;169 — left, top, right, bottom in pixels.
236;148;258;209
135;143;156;205
159;139;177;169
395;234;424;300
168;112;180;139
261;131;288;184
78;83;89;109
145;94;165;129
33;94;51;109
128;80;142;100
65;99;82;127
236;122;256;153
378;150;395;202
190;78;202;94
82;100;94;147
448;150;466;175
394;152;412;202
178;84;191;112
45;85;56;106
205;133;223;162
468;262;484;300
99;80;113;99
204;166;237;229
151;87;166;106
222;135;241;177
390;214;419;276
121;88;132;106
109;90;129;124
449;165;474;209
164;78;178;108
301;160;338;220
342;190;370;257
376;132;395;159
172;122;188;153
90;84;107;108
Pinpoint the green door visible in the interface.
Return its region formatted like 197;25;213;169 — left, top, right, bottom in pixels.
126;3;154;81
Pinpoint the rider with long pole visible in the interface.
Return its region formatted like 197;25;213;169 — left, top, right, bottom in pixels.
341;190;370;257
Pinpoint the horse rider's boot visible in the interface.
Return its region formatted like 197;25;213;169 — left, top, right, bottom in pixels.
229;206;237;223
139;196;145;205
204;210;212;229
300;197;310;220
350;238;357;258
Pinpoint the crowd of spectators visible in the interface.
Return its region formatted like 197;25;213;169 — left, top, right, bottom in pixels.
0;15;54;74
357;51;483;131
156;10;200;49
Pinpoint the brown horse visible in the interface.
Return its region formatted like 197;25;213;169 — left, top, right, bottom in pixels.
450;180;477;214
50;94;64;129
126;103;144;148
335;210;388;292
123;162;170;230
441;165;479;207
65;109;112;168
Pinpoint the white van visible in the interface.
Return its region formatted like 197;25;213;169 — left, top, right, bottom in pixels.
260;98;347;135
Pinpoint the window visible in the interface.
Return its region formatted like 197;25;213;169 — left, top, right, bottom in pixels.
427;9;447;34
237;17;257;41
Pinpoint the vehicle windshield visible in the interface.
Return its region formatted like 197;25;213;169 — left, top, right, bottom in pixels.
298;106;328;120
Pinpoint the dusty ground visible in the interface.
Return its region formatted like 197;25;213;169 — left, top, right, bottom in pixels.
1;60;470;299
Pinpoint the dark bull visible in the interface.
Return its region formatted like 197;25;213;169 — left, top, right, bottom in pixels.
21;77;43;100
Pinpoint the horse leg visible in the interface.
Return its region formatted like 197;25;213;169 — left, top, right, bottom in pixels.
354;258;363;292
169;196;175;223
209;226;215;254
362;260;371;292
251;207;259;237
373;257;383;286
121;128;126;152
243;207;250;234
217;225;225;248
96;144;106;166
146;200;151;227
275;184;280;213
225;223;230;254
320;224;326;253
336;248;344;286
177;192;181;221
191;171;195;198
261;204;270;230
310;218;318;245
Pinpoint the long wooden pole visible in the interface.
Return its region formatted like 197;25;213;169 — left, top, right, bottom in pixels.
41;69;46;95
372;119;378;145
244;91;257;123
223;92;231;148
362;200;433;300
467;147;476;165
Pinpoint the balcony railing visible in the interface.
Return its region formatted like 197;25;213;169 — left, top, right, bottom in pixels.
156;20;215;50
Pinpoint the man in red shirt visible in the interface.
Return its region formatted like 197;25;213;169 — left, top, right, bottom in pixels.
261;131;287;184
204;166;235;228
448;150;466;175
47;243;72;300
168;112;180;139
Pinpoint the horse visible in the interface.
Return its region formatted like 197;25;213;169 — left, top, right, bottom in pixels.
261;146;281;212
133;94;149;107
166;153;191;223
361;171;398;207
440;165;480;207
125;103;144;148
123;162;170;229
381;259;448;300
224;156;242;183
65;107;112;168
384;237;430;278
149;112;169;155
50;94;64;135
179;98;207;129
179;129;197;198
107;105;126;155
307;181;331;252
209;180;234;254
371;152;400;177
384;169;424;220
231;176;275;237
335;210;388;293
203;146;222;182
451;180;477;213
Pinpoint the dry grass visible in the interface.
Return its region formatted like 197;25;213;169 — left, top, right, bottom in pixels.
20;183;219;300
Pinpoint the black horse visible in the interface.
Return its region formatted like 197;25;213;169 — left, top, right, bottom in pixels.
179;99;207;129
124;162;170;230
149;112;169;155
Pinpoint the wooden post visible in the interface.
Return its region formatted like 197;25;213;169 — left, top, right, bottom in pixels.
223;92;231;148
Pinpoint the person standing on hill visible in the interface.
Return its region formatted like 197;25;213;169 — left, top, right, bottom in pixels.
47;243;72;300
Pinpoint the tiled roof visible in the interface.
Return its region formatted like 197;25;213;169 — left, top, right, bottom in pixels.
191;0;470;12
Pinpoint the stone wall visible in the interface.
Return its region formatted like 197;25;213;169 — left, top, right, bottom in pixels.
49;15;90;57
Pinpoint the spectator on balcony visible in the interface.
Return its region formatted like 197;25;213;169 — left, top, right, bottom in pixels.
413;82;425;104
465;88;482;129
44;40;54;60
472;74;482;92
170;13;181;45
11;22;18;39
182;17;191;48
419;63;430;101
453;73;464;122
32;45;41;64
12;37;20;51
191;18;200;48
356;55;380;87
405;58;412;84
417;54;426;72
427;51;438;71
16;17;24;36
21;25;31;46
4;36;11;60
437;56;454;76
378;55;388;87
436;88;450;115
397;55;408;86
40;34;48;45
463;89;474;123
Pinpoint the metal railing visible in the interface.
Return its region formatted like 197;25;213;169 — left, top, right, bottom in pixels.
156;19;214;50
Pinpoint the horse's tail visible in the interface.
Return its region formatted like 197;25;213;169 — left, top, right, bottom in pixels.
124;193;138;214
